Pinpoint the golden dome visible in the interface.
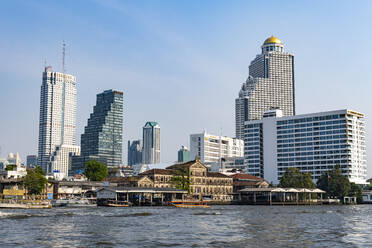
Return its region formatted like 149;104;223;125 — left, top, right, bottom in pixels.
263;36;282;45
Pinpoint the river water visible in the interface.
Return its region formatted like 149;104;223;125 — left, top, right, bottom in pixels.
0;205;371;247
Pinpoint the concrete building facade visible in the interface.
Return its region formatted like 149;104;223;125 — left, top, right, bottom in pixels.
190;132;244;166
37;66;77;174
244;109;367;185
236;36;295;140
50;145;80;178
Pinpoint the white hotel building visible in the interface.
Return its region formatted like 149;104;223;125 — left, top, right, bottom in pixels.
244;109;367;185
190;132;244;168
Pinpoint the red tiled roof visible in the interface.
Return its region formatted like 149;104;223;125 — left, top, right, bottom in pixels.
207;172;231;178
231;173;264;181
166;160;197;170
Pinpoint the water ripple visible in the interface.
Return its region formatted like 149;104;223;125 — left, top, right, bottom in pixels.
0;205;371;247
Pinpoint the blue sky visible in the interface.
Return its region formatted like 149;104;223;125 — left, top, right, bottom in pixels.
0;0;371;176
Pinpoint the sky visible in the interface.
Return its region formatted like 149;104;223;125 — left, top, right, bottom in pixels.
0;0;371;177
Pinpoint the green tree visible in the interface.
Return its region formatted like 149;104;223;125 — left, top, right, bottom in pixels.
23;168;47;195
34;166;46;176
170;167;190;193
83;160;108;181
5;164;17;171
278;167;316;188
349;182;363;203
317;165;351;200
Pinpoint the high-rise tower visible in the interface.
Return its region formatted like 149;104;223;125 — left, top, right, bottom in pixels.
37;65;78;174
235;36;295;139
142;122;160;164
79;90;124;168
127;140;142;166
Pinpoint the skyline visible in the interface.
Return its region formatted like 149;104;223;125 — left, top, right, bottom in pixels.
0;0;371;177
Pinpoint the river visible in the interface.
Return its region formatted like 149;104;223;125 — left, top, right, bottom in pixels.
0;205;371;247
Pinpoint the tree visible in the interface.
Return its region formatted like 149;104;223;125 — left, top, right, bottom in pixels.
170;167;190;193
5;164;17;171
317;165;351;200
34;166;46;176
83;160;108;181
23;168;47;195
349;182;363;203
279;167;316;188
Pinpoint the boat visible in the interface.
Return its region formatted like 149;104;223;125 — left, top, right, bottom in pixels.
170;201;211;208
52;198;96;208
106;200;130;207
0;200;51;209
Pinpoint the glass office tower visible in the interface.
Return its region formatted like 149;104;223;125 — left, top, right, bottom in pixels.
71;90;123;174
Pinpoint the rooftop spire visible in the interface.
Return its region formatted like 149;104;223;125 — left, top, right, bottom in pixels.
62;40;66;73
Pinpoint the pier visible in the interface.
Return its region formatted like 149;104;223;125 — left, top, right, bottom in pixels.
238;188;325;205
96;187;187;206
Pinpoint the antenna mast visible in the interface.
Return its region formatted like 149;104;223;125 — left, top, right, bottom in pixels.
62;40;66;73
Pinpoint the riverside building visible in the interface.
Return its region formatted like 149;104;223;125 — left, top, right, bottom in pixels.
71;90;123;175
37;66;79;174
138;158;233;201
244;109;367;185
190;132;244;168
236;36;295;140
142;122;160;164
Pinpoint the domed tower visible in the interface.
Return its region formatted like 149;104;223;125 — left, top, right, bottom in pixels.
235;35;295;143
261;36;284;53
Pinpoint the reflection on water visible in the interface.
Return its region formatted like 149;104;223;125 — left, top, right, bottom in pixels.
0;205;371;247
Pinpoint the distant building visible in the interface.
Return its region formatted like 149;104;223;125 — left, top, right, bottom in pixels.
0;165;27;179
38;66;77;174
236;36;295;140
127;140;142;165
71;90;123;175
142;122;160;164
213;157;245;175
244;109;367;184
0;158;8;170
189;131;244;168
50;145;80;178
26;155;38;168
178;146;190;163
107;165;134;178
7;153;21;166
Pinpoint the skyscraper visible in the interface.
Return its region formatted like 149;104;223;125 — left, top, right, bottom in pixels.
37;66;78;174
76;90;123;171
142;122;160;164
26;155;38;168
235;36;295;139
178;146;190;163
128;140;142;166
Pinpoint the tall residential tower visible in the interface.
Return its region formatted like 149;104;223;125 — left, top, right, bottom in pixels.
142;122;160;164
235;36;295;139
37;66;79;174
